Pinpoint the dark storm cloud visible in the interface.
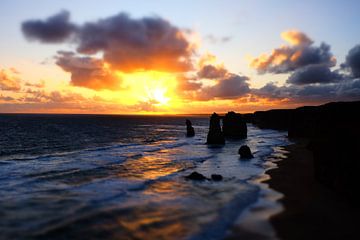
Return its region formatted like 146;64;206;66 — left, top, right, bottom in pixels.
251;42;360;103
197;64;228;79
250;30;336;74
197;74;250;100
21;11;76;43
342;44;360;78
176;76;203;91
336;78;360;98
253;82;289;99
22;11;193;74
254;83;331;102
287;64;342;85
55;51;121;90
253;79;360;103
77;13;193;72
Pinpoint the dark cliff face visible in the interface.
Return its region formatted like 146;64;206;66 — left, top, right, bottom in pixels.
308;138;360;200
247;101;360;138
249;101;360;201
291;101;360;201
222;111;247;139
253;109;293;130
288;101;360;138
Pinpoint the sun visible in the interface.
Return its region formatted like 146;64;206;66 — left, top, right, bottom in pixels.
104;70;177;107
147;87;170;105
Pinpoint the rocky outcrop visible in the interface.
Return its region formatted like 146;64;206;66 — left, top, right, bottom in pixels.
238;145;254;159
206;113;225;144
211;174;223;181
308;138;360;201
253;109;293;130
242;113;255;123
222;111;247;139
248;101;360;137
288;101;360;138
185;172;224;181
185;171;208;181
185;119;195;137
247;101;360;201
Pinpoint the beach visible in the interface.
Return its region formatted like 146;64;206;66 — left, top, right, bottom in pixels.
266;141;360;240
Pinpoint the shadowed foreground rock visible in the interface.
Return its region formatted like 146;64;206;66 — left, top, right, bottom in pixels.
238;145;253;159
222;111;247;139
185;171;208;181
206;113;225;144
185;119;195;137
211;174;223;181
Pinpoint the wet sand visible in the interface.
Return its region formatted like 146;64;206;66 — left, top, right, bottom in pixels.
266;141;360;240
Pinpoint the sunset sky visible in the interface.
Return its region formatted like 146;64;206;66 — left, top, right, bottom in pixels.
1;0;360;114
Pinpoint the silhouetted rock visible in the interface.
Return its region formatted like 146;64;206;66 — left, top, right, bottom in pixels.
242;113;255;123
288;101;360;138
185;119;195;137
206;113;225;144
250;101;360;138
308;138;360;202
248;100;360;201
238;145;253;159
222;111;247;139
253;109;293;130
185;171;207;181
211;174;223;181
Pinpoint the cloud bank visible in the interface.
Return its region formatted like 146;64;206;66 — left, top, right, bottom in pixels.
21;11;196;94
250;30;336;74
18;12;360;111
55;51;121;90
22;11;194;76
0;68;21;91
22;10;76;43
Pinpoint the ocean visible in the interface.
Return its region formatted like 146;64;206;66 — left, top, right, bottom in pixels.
0;114;290;239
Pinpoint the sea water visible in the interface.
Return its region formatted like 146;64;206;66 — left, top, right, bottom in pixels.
0;114;290;239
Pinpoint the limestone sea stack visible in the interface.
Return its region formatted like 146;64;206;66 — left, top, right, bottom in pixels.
186;119;195;137
222;111;247;139
206;113;225;144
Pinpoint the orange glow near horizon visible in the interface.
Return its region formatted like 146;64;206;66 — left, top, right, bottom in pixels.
1;58;325;115
116;70;179;108
0;66;311;115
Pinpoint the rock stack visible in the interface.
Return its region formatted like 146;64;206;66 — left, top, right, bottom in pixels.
206;113;225;144
222;111;247;139
238;145;254;159
186;119;195;137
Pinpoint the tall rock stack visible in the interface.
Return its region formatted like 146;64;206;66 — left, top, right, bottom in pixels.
185;119;195;137
206;113;225;144
222;111;247;139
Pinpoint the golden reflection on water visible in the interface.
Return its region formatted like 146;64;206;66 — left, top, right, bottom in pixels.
109;205;195;240
118;148;193;180
107;148;209;239
143;180;190;202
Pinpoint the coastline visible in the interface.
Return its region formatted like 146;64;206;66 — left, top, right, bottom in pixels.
266;141;360;240
226;141;290;240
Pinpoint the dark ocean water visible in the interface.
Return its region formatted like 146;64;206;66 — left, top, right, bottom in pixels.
0;114;290;240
